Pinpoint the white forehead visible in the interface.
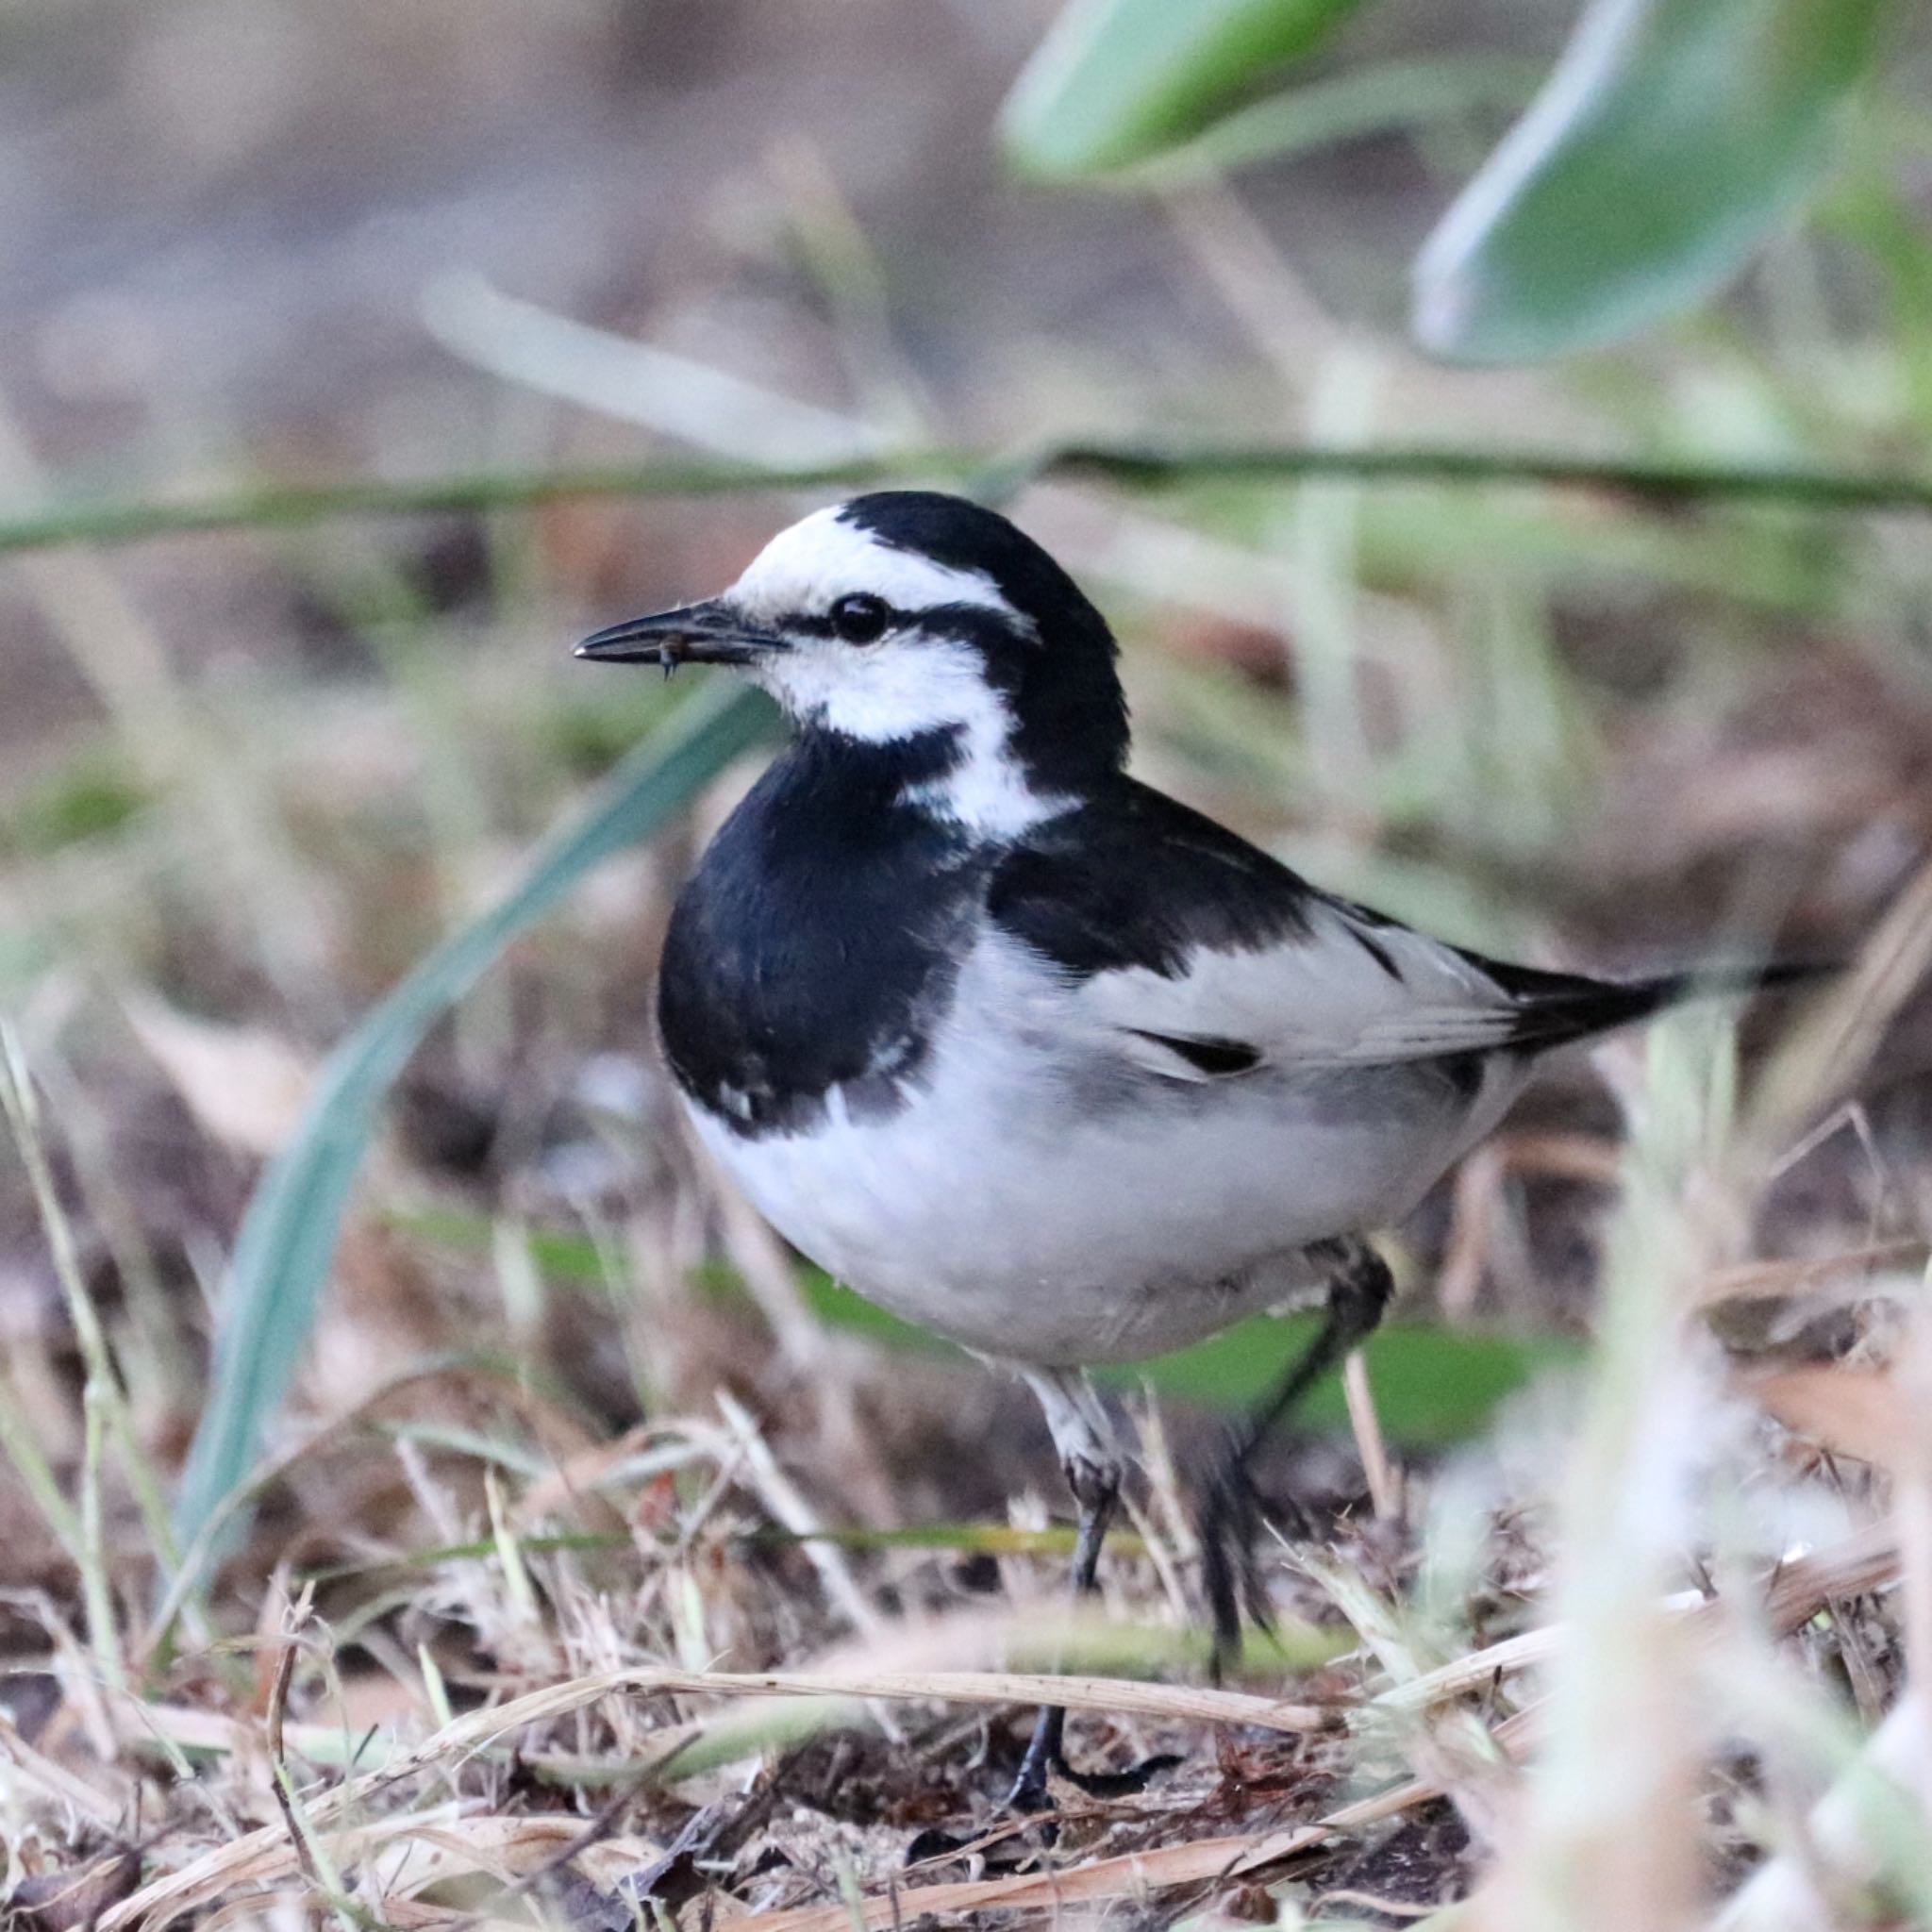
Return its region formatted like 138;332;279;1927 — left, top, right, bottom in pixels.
727;506;1016;622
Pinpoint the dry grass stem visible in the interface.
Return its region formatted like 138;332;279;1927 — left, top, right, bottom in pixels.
718;1773;1441;1931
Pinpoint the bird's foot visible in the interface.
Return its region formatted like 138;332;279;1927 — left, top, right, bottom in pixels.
1007;1699;1182;1815
1006;1710;1062;1817
1006;1740;1183;1817
1055;1751;1185;1799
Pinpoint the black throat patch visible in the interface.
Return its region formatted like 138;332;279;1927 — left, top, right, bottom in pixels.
657;727;989;1139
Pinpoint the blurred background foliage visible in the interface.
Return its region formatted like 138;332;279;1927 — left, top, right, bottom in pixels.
1006;0;1892;361
1;7;1931;1904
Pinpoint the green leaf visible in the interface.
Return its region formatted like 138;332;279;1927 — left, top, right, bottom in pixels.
1111;56;1540;188
1109;1313;1576;1446
780;1265;1574;1446
777;1270;1567;1446
1413;0;1890;363
171;681;777;1561
1000;0;1370;177
4;750;151;858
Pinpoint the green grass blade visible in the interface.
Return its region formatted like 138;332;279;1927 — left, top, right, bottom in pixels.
1000;0;1370;177
172;680;776;1558
1414;0;1890;361
8;444;1932;563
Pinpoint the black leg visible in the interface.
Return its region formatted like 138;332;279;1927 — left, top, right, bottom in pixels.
1199;1239;1394;1677
1008;1444;1119;1812
1003;1374;1185;1814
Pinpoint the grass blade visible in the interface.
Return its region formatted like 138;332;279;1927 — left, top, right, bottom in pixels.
171;681;776;1563
9;442;1932;562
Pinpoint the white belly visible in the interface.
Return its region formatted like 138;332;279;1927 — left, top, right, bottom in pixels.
685;942;1523;1367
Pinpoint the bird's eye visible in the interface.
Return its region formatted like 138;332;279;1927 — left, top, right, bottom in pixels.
828;592;891;644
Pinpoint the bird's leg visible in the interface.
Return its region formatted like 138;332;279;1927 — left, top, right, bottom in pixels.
1199;1238;1394;1677
1008;1368;1123;1812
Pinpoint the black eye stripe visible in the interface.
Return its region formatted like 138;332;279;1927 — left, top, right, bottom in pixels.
774;596;1031;645
776;599;901;638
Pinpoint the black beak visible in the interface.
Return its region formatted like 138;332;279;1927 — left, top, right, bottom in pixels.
575;599;783;669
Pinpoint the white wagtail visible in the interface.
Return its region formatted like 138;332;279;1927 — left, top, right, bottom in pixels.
579;491;1810;1808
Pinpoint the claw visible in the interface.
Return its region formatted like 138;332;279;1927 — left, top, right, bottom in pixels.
1008;1701;1065;1815
1007;1762;1057;1818
1056;1751;1184;1799
1007;1743;1181;1820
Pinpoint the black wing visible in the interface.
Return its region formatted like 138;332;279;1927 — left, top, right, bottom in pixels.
989;776;1814;1076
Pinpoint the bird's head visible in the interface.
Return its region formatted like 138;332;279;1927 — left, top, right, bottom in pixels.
577;491;1128;833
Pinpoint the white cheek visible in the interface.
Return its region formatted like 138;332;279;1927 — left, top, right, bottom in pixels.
753;636;992;741
754;637;1070;840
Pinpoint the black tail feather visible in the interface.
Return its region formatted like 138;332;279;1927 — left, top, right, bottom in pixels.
1471;953;1835;1056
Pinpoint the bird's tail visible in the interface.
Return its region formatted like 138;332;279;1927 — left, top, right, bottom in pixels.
1480;955;1833;1054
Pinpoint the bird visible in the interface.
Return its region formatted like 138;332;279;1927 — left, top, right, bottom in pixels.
577;489;1809;1811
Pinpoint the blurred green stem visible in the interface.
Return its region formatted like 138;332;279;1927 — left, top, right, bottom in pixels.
8;439;1932;556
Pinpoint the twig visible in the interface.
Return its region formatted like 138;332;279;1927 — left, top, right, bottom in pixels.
266;1583;322;1891
0;1708;125;1826
715;1389;886;1641
0;1025;179;1589
1342;1350;1400;1523
433;1774;679;1932
715;1768;1441;1931
95;1657;1341;1928
1376;1520;1904;1716
6;440;1932;558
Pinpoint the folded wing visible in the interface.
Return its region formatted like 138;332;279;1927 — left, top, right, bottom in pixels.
987;778;1702;1085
